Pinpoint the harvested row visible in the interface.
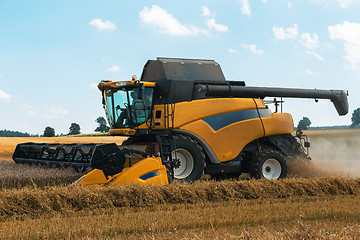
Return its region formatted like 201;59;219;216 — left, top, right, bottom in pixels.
1;177;359;220
2;195;359;239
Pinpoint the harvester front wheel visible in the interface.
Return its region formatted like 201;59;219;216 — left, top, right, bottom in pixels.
171;138;204;182
250;151;287;180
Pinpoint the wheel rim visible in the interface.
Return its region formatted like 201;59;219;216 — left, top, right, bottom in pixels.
262;158;282;179
171;148;194;179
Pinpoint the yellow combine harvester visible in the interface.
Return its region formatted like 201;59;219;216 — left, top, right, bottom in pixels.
13;58;349;186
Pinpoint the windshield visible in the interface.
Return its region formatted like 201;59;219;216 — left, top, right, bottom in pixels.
104;87;153;129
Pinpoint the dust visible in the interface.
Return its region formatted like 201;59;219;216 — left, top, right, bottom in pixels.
288;133;360;178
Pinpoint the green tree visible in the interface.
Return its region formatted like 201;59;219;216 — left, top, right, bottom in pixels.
351;108;360;128
43;126;55;137
297;117;311;130
95;117;110;132
0;129;31;137
69;123;81;135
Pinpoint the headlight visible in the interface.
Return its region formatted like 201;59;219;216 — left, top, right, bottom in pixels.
115;81;131;87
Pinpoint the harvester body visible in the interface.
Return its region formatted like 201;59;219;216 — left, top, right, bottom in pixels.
13;58;349;185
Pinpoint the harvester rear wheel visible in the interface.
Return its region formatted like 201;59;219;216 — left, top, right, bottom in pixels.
171;138;204;182
250;150;287;180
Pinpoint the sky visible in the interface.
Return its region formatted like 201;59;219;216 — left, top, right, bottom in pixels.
0;0;360;135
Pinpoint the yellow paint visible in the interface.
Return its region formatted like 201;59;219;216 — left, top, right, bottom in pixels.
100;80;156;89
150;98;261;130
262;113;294;136
181;118;264;162
109;128;136;136
73;157;168;186
110;157;168;185
72;169;108;187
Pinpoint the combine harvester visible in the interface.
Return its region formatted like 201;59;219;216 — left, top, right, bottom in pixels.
12;58;349;186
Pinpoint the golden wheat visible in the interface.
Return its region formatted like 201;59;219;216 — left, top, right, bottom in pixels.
0;160;83;189
0;194;359;239
0;177;359;220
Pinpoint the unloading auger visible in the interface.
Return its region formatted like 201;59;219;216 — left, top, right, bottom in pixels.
13;57;349;186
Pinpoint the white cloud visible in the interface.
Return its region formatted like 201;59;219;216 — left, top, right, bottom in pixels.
201;6;211;16
105;65;121;72
309;0;360;8
139;5;206;36
22;103;32;109
273;24;324;61
0;89;11;103
301;33;320;49
262;0;268;3
90;83;98;90
305;69;315;75
288;1;293;7
337;0;360;7
241;44;264;54
329;21;360;70
44;115;58;120
239;0;251;16
273;24;298;40
301;33;324;60
50;106;69;115
89;18;117;30
206;19;228;32
21;103;36;115
228;48;239;54
306;50;325;61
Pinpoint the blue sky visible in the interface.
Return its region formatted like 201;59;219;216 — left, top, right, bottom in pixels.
0;0;359;135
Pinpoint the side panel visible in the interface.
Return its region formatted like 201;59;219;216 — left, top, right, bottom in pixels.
180;117;264;162
150;98;261;130
262;113;294;136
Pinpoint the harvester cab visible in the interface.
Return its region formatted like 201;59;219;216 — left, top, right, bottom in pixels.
98;79;155;133
13;57;349;186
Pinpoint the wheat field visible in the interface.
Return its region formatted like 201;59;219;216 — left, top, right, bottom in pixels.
0;178;359;239
0;130;359;239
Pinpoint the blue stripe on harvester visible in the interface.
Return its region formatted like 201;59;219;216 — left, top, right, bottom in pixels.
203;109;272;131
140;171;160;180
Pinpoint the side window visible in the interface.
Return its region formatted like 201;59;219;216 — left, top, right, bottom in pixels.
105;90;114;127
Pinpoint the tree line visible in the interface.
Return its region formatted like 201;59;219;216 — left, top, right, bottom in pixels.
43;117;110;137
0;130;39;137
297;107;360;130
0;117;110;137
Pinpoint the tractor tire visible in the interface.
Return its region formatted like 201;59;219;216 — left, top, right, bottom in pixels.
250;150;287;180
171;138;205;182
